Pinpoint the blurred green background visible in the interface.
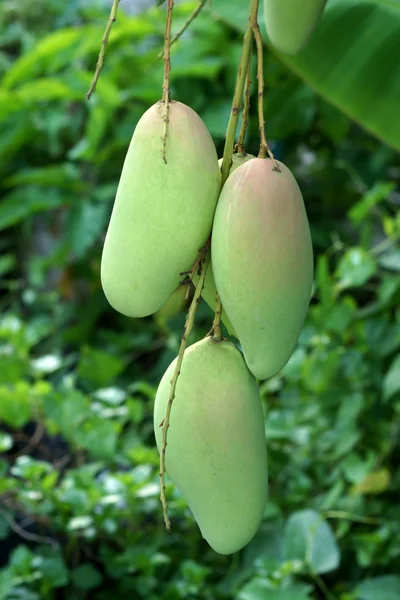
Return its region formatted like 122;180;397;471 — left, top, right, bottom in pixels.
0;0;400;598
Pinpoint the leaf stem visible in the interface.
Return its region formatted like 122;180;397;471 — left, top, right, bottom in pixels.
87;0;121;100
236;52;252;154
159;250;211;530
157;0;208;59
251;21;279;168
161;0;175;164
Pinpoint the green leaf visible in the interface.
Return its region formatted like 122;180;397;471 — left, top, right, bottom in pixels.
239;579;313;600
78;347;125;389
336;248;377;289
0;383;31;428
383;354;400;401
72;564;103;590
283;510;340;574
2;28;83;89
0;433;13;453
357;575;400;600
155;0;167;5
211;0;400;150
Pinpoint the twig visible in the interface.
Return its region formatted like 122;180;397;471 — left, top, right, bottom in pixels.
159;250;211;530
0;506;59;549
161;0;175;164
236;53;252;154
323;510;383;526
11;423;45;458
87;0;121;99
251;22;279;168
311;571;338;600
220;0;258;188
157;0;208;59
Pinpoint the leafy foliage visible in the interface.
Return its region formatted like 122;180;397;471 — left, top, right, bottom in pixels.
0;1;399;599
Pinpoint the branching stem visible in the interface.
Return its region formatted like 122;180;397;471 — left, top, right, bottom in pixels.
159;251;211;530
220;0;259;187
87;0;121;100
161;0;175;163
157;0;207;59
236;53;252;154
251;22;279;168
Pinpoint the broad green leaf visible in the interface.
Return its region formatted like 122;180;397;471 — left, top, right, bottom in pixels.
2;28;83;89
72;564;103;590
78;348;125;389
383;354;400;401
0;383;31;429
283;510;340;574
336;248;377;289
239;578;313;600
357;575;400;600
0;433;13;453
350;468;391;495
211;0;400;150
0;188;64;231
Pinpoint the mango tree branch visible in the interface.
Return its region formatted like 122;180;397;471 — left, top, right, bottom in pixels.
251;21;279;168
87;0;121;100
157;0;208;59
159;250;211;530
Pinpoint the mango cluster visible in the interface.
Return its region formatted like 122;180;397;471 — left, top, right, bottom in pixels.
101;99;313;554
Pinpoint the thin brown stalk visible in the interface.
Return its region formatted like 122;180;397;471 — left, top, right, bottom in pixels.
87;0;121;99
159;250;211;530
161;0;175;163
157;0;207;59
251;23;279;169
236;52;252;154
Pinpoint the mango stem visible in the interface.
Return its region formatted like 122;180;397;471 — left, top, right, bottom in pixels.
251;21;279;169
161;0;175;164
87;0;121;100
236;53;252;154
159;250;211;531
157;0;208;59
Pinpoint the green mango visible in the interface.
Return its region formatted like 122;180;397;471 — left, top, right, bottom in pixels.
211;158;313;380
218;151;255;174
264;0;328;55
192;153;255;337
101;101;220;318
154;283;188;324
154;338;268;555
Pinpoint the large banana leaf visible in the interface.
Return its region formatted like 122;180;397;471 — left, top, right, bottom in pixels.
211;0;400;151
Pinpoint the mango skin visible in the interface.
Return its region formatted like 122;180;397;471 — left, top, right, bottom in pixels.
101;101;220;318
211;158;313;380
264;0;328;55
154;338;268;555
193;153;255;337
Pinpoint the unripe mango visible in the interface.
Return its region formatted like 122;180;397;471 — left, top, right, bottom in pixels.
193;153;255;336
101;101;220;317
154;338;268;554
155;283;188;324
264;0;328;55
218;152;255;174
211;158;313;380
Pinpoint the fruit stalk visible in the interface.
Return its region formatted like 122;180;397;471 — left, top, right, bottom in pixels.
87;0;121;99
161;0;175;163
251;20;278;167
157;0;208;59
236;54;252;154
159;251;211;530
220;0;259;187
